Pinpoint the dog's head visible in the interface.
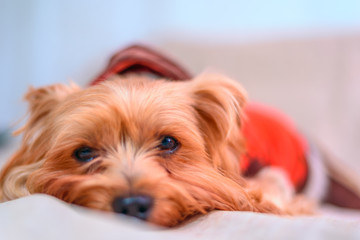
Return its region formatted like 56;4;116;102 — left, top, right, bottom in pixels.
0;74;272;226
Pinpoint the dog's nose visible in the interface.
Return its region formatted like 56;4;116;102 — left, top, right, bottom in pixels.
112;195;153;220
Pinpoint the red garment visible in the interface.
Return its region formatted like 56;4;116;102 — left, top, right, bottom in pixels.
91;44;309;191
241;103;308;191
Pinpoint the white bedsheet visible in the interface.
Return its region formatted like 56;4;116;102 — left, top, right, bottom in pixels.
1;194;360;240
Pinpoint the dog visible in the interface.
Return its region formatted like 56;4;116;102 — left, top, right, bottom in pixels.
0;73;317;226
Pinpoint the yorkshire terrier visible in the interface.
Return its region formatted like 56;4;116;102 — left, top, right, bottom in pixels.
0;73;316;226
1;45;360;226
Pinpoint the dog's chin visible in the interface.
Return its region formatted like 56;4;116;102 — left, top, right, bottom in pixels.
146;199;196;227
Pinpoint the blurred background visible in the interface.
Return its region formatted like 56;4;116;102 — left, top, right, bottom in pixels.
0;0;360;172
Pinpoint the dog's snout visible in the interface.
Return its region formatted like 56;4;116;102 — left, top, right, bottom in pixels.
112;195;153;220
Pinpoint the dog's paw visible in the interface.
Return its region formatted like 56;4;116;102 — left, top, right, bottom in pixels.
251;167;294;207
248;167;315;214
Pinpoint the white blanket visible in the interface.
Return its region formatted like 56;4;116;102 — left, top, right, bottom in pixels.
1;194;360;240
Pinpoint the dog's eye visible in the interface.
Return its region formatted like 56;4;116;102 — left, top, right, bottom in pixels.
158;136;179;154
73;147;99;162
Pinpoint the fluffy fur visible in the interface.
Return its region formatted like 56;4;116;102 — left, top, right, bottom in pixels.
0;74;311;226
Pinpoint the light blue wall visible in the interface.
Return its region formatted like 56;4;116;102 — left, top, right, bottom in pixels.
1;0;360;128
166;0;360;33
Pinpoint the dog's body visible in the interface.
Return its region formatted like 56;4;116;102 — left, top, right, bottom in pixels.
0;74;319;226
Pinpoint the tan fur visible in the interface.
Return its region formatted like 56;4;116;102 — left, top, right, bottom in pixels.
0;74;311;226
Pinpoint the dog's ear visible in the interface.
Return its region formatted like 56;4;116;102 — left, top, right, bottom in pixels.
0;83;80;201
191;74;247;173
18;82;81;135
